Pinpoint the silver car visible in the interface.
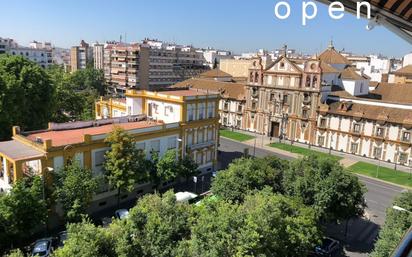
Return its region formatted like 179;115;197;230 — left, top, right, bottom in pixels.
32;238;53;257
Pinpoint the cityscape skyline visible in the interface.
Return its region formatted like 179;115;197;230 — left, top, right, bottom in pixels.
1;0;410;58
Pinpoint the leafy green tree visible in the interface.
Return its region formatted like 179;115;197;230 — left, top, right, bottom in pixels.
46;65;101;122
178;154;199;182
283;155;366;223
5;249;25;257
180;189;321;257
69;66;106;95
112;191;192;257
53;219;116;257
371;191;412;257
211;156;286;202
146;149;182;191
54;161;98;222
0;55;54;140
0;176;47;250
104;127;148;207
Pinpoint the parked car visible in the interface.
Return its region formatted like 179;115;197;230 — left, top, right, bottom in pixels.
31;238;54;257
56;231;68;248
315;237;340;257
115;209;129;219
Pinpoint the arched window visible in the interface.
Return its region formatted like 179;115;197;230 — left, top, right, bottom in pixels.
312;76;318;87
249;72;253;82
306;76;311;87
254;72;259;83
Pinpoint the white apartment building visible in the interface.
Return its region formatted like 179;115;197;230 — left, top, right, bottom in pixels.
198;48;233;68
0;37;53;68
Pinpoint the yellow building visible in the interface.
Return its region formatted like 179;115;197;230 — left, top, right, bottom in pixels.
0;89;219;208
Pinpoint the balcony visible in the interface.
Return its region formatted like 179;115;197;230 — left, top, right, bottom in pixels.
188;141;215;151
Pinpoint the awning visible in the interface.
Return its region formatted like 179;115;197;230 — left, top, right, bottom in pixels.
0;140;44;161
316;0;412;44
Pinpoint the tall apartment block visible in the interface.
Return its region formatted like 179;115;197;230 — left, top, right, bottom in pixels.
104;39;208;93
93;42;104;70
70;40;93;72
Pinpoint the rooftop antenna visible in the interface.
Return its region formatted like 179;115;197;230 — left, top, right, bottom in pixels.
120;35;122;43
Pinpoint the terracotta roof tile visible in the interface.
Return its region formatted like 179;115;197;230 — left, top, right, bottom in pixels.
172;78;246;101
394;65;412;75
26;120;163;147
326;101;412;125
319;47;351;65
198;69;232;79
340;67;365;80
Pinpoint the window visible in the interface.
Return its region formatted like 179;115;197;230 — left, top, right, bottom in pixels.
270;93;275;101
373;147;382;159
164;106;173;116
302;109;308;119
279;62;285;69
236;119;241;127
319;118;327;128
254;72;259;83
196;152;203;165
223;117;228;125
207;128;214;141
198;103;206;120
402;132;411;142
306;76;311;87
205;151;212;163
94;150;106;167
197;129;204;144
207;102;215;118
251;102;257;110
150;140;160;153
283;94;289;104
318;136;325;146
224;102;229;110
237;105;242;112
136;142;145;151
399;153;408;164
353;124;361;133
187;104;195;121
187;133;193;146
167;137;177;150
376;127;385;137
350;143;358;154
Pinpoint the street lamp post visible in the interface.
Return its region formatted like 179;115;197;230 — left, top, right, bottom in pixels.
253;136;257;157
375;157;381;178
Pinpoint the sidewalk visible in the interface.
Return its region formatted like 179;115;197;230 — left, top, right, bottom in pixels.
223;128;412;173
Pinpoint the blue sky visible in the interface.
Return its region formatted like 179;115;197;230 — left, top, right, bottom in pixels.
1;0;410;57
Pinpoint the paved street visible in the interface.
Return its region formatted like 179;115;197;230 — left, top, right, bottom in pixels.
218;137;407;257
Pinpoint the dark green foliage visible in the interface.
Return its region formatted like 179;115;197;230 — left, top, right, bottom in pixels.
53;219;116;257
283;155;366;223
371;191;412;257
0;176;47;251
0;55;54;140
180;189;321;257
211;156;287;202
53;161;98;222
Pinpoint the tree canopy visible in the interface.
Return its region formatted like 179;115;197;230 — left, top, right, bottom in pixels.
283;155;366;223
53;161;98;222
371;191;412;257
0;55;54;139
211;156;287;202
104;127;148;206
0;176;47;251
